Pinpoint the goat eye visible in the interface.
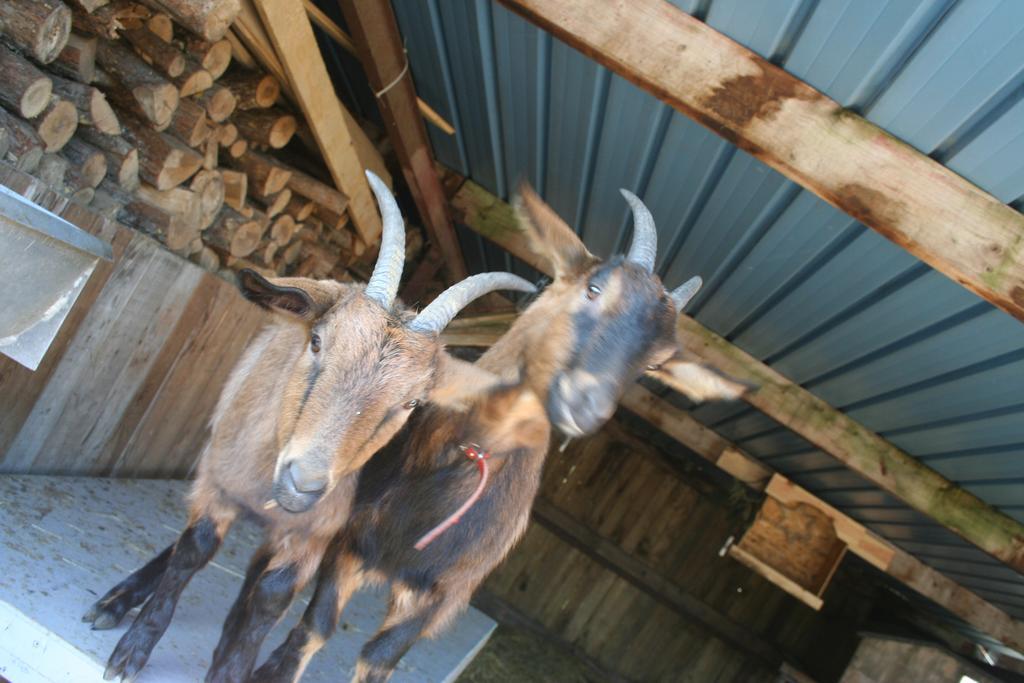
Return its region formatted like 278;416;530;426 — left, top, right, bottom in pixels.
586;284;601;300
403;399;419;409
646;364;659;371
310;333;321;353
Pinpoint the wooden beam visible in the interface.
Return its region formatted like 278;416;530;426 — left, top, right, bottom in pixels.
249;0;382;247
450;175;1024;574
338;0;468;282
302;0;456;136
497;0;1024;322
530;497;783;666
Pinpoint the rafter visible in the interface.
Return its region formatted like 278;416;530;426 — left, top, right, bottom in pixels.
497;0;1024;322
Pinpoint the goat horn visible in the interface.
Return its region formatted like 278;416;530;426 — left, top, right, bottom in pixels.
619;189;657;273
409;273;537;335
363;170;405;310
670;276;702;311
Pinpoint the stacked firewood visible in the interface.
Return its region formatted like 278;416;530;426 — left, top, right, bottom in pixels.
0;0;362;280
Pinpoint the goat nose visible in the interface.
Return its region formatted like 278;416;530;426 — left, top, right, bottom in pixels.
287;461;328;494
273;462;328;513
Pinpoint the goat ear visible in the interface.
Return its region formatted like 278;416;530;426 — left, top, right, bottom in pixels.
237;269;339;320
514;181;595;279
649;354;753;403
426;355;502;411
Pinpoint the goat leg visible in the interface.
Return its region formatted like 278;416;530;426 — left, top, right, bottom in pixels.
251;550;365;683
352;585;446;683
204;540;327;683
84;543;173;630
104;514;232;683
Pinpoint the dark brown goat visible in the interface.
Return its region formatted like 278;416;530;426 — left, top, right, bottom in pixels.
248;184;748;682
84;172;536;683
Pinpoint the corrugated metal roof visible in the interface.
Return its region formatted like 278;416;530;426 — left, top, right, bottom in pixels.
381;0;1024;627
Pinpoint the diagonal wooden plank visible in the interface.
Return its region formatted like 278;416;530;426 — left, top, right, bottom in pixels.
339;0;468;282
497;0;1024;322
252;0;381;247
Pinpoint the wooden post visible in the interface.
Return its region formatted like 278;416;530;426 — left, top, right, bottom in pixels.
252;0;380;247
338;0;468;283
499;0;1024;322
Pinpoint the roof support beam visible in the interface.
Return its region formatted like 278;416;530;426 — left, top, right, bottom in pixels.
252;0;381;246
497;0;1024;322
450;175;1024;573
337;0;469;283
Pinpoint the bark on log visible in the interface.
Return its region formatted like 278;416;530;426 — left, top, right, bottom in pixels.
184;36;231;79
135;0;240;42
220;70;278;109
76;125;139;188
121;26;185;78
0;45;54;119
0;127;11;160
120;114;202;189
166;96;209;147
0;0;72;64
295;241;339;278
51;33;96;83
71;1;148;40
233;149;290;197
35;98;78;152
50;73;119;134
95;41;178;129
60;136;107;187
189;167;223;228
195;85;235;122
221;168;246;210
233;108;295;149
286;166;348;214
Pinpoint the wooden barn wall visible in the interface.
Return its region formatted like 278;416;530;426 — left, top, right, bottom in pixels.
0;167;268;478
484;421;875;682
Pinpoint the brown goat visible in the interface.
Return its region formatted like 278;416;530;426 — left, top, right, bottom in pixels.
248;184;749;682
85;172;536;683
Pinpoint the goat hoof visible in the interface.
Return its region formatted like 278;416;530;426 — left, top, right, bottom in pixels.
84;597;129;630
104;630;152;683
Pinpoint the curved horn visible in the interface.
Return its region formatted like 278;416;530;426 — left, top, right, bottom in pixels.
363;170;405;309
409;273;537;335
619;189;657;273
670;276;702;311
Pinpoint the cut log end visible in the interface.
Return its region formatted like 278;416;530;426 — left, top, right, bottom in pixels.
21;78;54;119
132;83;179;130
36;99;78;152
267;115;296;149
35;4;73;64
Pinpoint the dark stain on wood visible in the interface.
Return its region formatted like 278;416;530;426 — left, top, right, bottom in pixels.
700;64;818;130
831;182;907;242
